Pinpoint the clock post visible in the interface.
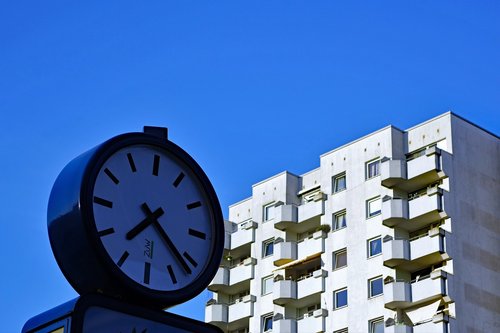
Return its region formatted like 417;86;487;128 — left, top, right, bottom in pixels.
23;127;225;333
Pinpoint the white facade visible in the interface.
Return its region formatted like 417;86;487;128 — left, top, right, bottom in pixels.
205;113;499;333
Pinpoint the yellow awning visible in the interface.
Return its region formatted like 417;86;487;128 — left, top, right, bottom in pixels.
272;252;322;272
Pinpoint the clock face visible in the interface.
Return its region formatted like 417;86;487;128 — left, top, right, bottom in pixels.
91;144;214;291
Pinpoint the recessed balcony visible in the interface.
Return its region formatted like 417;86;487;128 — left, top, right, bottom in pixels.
296;309;327;333
274;204;298;230
274;240;297;266
229;257;256;288
273;279;297;305
297;231;326;259
208;266;229;292
298;199;325;225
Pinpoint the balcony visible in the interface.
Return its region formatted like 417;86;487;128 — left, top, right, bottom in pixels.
381;159;406;188
413;321;447;333
274;240;297;266
208;267;229;292
230;221;257;250
229;257;256;287
297;231;325;259
297;309;327;333
385;324;413;333
297;269;326;299
274;204;298;230
382;197;408;227
273;279;297;305
298;198;325;225
383;230;449;271
406;147;446;189
228;295;256;322
273;318;297;333
384;271;449;310
205;301;228;324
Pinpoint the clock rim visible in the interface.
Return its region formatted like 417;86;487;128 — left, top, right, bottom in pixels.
79;132;224;307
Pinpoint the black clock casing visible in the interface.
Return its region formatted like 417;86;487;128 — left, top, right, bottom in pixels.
47;128;224;309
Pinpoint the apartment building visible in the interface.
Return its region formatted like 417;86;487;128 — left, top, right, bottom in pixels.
205;112;499;333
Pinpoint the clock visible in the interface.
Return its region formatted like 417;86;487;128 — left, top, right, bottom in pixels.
47;127;224;308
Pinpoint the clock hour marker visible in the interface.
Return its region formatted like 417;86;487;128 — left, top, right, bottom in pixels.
188;228;206;240
144;262;151;284
94;196;113;208
167;265;177;284
183;251;198;268
127;153;137;172
117;251;129;267
104;168;120;185
172;172;185;188
97;228;115;237
187;201;202;210
153;154;160;176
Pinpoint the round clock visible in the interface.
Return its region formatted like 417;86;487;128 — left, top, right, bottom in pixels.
47;127;224;308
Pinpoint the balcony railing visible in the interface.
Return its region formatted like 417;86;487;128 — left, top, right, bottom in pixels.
228;295;256;322
383;229;448;270
230;220;257;250
297;231;326;259
274;240;297;266
274;204;298;230
208;266;229;292
384;270;449;310
296;309;327;333
297;269;326;299
205;301;228;324
273;279;297;305
273;318;297;333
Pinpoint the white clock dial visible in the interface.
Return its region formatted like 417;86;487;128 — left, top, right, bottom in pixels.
92;144;213;291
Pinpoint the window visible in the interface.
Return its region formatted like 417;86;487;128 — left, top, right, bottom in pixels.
369;276;383;297
369;317;384;333
333;249;347;270
368;237;382;258
333;210;347;230
262;238;274;257
262;313;273;332
334;288;348;309
262;275;273;295
332;172;346;193
366;196;381;218
366;158;381;179
263;203;275;221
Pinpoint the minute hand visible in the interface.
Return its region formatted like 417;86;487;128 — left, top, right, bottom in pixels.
153;221;192;274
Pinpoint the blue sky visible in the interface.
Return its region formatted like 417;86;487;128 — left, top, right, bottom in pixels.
1;1;498;331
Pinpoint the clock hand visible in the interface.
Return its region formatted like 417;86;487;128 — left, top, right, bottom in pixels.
126;203;164;240
153;220;192;274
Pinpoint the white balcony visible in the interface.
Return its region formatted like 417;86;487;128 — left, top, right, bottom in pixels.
382;197;409;227
406;147;445;187
205;302;228;324
274;204;298;230
385;324;413;333
411;271;448;305
297;231;325;259
273;318;297;333
230;221;256;250
273;279;297;305
228;295;255;322
383;238;410;268
413;320;448;333
230;257;256;286
384;280;412;309
274;241;297;266
297;309;327;333
383;230;448;270
381;159;407;188
384;271;449;310
208;267;229;292
298;199;325;224
297;269;326;299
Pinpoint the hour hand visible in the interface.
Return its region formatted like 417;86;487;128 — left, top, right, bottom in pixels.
126;203;164;240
